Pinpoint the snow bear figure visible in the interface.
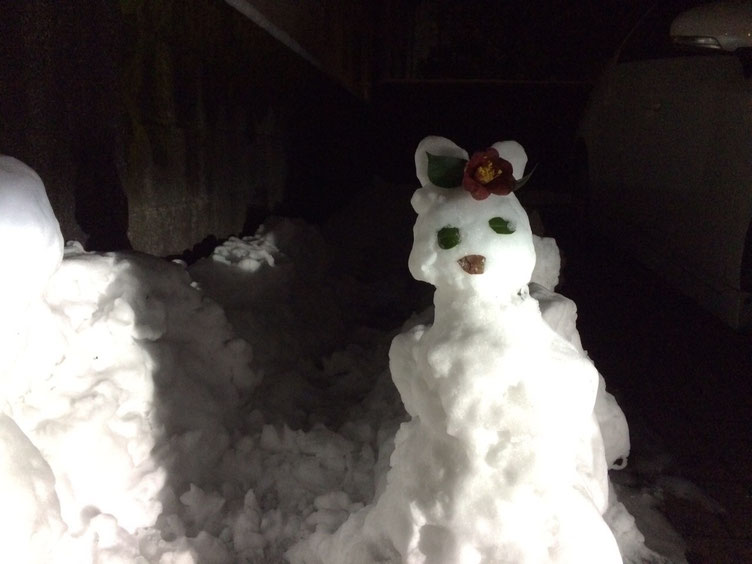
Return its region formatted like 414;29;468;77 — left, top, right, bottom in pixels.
378;137;622;563
409;139;536;301
287;137;625;564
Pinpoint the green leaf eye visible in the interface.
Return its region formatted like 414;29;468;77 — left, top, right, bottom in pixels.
427;152;467;188
437;226;460;249
488;217;515;234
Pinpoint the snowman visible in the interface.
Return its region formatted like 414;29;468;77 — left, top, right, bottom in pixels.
290;137;630;564
373;136;622;563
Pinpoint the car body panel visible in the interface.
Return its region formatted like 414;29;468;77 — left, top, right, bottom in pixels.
579;2;752;329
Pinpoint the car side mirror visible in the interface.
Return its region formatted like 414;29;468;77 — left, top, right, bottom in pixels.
671;1;752;52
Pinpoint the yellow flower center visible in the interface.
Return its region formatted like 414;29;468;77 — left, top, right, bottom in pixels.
473;159;502;184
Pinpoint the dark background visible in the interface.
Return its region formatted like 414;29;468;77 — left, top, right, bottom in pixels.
0;0;653;256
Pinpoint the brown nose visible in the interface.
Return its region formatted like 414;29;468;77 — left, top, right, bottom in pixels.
457;254;485;274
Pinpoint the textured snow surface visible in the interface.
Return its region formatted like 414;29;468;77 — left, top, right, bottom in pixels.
0;156;63;380
0;157;686;563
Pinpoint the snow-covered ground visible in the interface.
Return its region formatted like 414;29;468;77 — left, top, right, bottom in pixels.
1;153;692;563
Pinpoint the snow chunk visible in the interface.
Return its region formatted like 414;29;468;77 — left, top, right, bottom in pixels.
0;414;64;563
0;156;63;380
531;235;561;290
211;235;278;272
179;484;226;535
0;156;62;298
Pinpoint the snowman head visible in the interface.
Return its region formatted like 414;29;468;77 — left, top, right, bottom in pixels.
408;136;536;300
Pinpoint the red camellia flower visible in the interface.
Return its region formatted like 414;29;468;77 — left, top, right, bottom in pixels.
462;148;515;200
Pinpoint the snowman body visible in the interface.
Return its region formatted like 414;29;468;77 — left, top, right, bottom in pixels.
367;137;622;563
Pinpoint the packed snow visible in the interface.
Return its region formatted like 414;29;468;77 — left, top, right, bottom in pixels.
0;150;686;563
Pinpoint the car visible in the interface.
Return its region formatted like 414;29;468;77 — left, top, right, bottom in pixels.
576;0;752;330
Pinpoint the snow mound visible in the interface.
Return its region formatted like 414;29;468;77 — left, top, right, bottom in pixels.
2;239;260;560
0;156;63;383
0;414;65;564
0;156;62;298
190;218;347;383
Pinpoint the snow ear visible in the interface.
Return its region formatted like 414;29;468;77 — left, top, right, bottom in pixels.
491;140;527;180
411;186;442;215
415;136;469;187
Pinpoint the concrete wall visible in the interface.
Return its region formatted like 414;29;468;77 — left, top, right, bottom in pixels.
0;0;372;256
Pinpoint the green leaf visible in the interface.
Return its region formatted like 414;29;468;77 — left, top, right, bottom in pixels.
514;163;538;191
427;152;467;189
437;226;461;249
488;217;515;234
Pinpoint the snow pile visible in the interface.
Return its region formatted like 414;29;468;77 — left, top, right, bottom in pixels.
0;156;63;381
190;219;347;380
0;157;260;561
0;157;62;299
0;159;392;562
0;157;66;562
0;413;64;563
2;240;262;561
